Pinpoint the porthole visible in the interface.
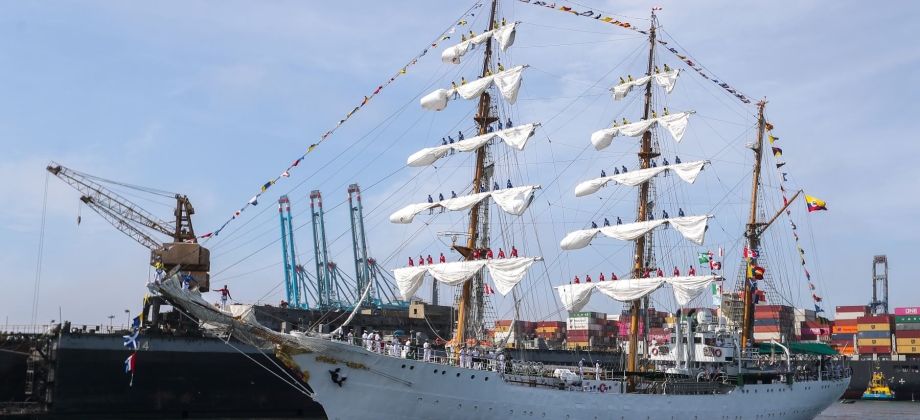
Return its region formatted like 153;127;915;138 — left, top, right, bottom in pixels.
434;369;438;373
458;404;462;409
485;377;489;381
401;364;406;369
471;375;476;379
435;400;439;405
474;406;478;410
410;366;415;370
442;371;446;375
417;398;423;403
457;373;461;377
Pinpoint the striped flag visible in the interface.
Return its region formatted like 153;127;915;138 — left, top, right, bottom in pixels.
125;354;136;373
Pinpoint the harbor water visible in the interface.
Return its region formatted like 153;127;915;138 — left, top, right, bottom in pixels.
816;400;918;419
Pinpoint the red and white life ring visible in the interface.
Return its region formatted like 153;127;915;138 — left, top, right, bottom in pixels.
598;383;608;393
651;347;659;356
714;348;723;357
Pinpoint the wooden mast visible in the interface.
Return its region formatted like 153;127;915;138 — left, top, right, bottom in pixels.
629;13;658;385
740;100;768;351
455;0;499;350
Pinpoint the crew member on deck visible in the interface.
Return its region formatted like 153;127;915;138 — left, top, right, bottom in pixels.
439;193;445;212
611;272;618;280
613;167;619;175
507;179;513;188
574;276;580;284
498;63;505;72
674;155;681;163
601;169;606;177
480;184;487;193
408;257;414;266
452;190;457;198
423;339;431;362
473;249;481;259
419;255;424;266
486;249;494;259
604;218;610;227
621;165;628;173
458;131;465;141
674;266;680;276
678;208;685;217
599;272;605;282
510;246;518;257
617;216;622;225
427;255;433;265
506;118;512;128
428;194;434;214
498;248;506;258
214;285;232;310
662;209;669;219
591;221;598;229
657;268;664;277
689;265;696;276
493;181;500;190
585;274;592;283
440;253;446;263
497;121;503;130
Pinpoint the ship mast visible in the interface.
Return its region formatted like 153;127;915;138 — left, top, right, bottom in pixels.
628;13;658;382
740;100;768;351
454;0;500;348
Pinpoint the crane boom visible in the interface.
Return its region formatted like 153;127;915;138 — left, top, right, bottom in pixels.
46;162;210;291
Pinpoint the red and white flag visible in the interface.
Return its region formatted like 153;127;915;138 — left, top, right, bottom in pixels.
718;247;724;257
743;248;759;259
484;284;494;295
710;260;722;270
281;170;290;178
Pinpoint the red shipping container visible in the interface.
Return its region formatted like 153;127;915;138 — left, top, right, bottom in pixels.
802;321;826;328
859;346;891;354
858;315;893;324
800;333;818;341
754;326;781;333
897;330;920;339
833;319;858;326
837;305;870;313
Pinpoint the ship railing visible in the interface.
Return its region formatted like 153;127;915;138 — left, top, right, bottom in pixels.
1;325;57;335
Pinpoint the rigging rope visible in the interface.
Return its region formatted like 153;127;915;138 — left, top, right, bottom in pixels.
31;171;50;325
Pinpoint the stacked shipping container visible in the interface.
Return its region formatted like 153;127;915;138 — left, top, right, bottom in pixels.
856;315;894;355
752;305;795;343
566;311;616;349
895;307;920;356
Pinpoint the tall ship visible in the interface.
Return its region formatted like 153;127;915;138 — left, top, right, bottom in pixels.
147;1;851;419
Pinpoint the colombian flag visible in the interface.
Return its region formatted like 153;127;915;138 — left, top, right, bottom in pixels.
805;195;827;212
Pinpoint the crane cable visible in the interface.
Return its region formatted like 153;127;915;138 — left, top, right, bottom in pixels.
31;171;50;325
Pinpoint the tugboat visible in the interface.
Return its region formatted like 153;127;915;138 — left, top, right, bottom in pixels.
862;361;896;400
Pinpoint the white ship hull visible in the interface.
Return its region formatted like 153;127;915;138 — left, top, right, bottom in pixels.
286;337;849;420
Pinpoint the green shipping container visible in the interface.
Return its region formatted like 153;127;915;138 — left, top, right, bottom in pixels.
895;316;920;323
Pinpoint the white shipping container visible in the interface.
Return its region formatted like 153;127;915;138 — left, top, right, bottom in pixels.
753;332;782;340
607;314;621;321
835;313;862;320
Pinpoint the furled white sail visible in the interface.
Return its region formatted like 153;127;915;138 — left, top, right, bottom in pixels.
393;257;542;299
559;215;712;250
441;23;518;64
595;278;665;302
574;160;708;197
389;185;540;224
590;111;695;150
420;65;528;112
610;69;681;100
406;123;541;167
554;283;596;313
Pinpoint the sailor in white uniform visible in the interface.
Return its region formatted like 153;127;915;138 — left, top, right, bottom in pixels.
472;348;481;369
459;346;467;367
347;329;354;345
373;331;381;353
362;331;369;350
393;337;401;357
498;352;506;373
423;339;431;362
579;358;585;379
596;362;601;379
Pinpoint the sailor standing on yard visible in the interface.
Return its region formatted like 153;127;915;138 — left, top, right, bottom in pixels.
423;339;431;362
213;285;232;310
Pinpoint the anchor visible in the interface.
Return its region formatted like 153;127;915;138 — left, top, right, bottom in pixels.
329;368;347;387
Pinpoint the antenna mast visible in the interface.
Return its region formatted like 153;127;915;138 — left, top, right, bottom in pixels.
628;12;659;386
455;0;500;348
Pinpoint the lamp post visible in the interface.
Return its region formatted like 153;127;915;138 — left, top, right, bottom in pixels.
107;315;115;332
125;309;131;328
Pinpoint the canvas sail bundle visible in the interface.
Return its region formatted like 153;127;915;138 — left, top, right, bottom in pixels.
610;69;681;100
560;215;712;250
441;23;518;64
555;275;719;313
420;65;527;111
406;123;540;167
390;185;539;224
590;111;695;150
393;257;542;299
574;160;707;197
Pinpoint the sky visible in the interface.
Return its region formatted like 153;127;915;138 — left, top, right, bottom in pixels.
2;0;919;328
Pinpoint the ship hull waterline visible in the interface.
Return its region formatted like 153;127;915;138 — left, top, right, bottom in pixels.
286;337;849;420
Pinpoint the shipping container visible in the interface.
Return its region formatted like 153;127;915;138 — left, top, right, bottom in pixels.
837;305;870;313
838;347;855;355
857;315;894;324
896;330;920;339
834;313;863;320
857;331;890;339
800;333;818;341
896;323;920;331
894;307;920;316
753;325;781;333
897;337;920;346
897;344;920;354
802;327;830;335
858;338;892;347
895;316;920;323
833;325;858;334
832;319;858;326
537;321;566;328
858;346;891;354
857;323;892;332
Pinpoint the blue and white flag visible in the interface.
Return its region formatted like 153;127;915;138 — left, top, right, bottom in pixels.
123;331;139;350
